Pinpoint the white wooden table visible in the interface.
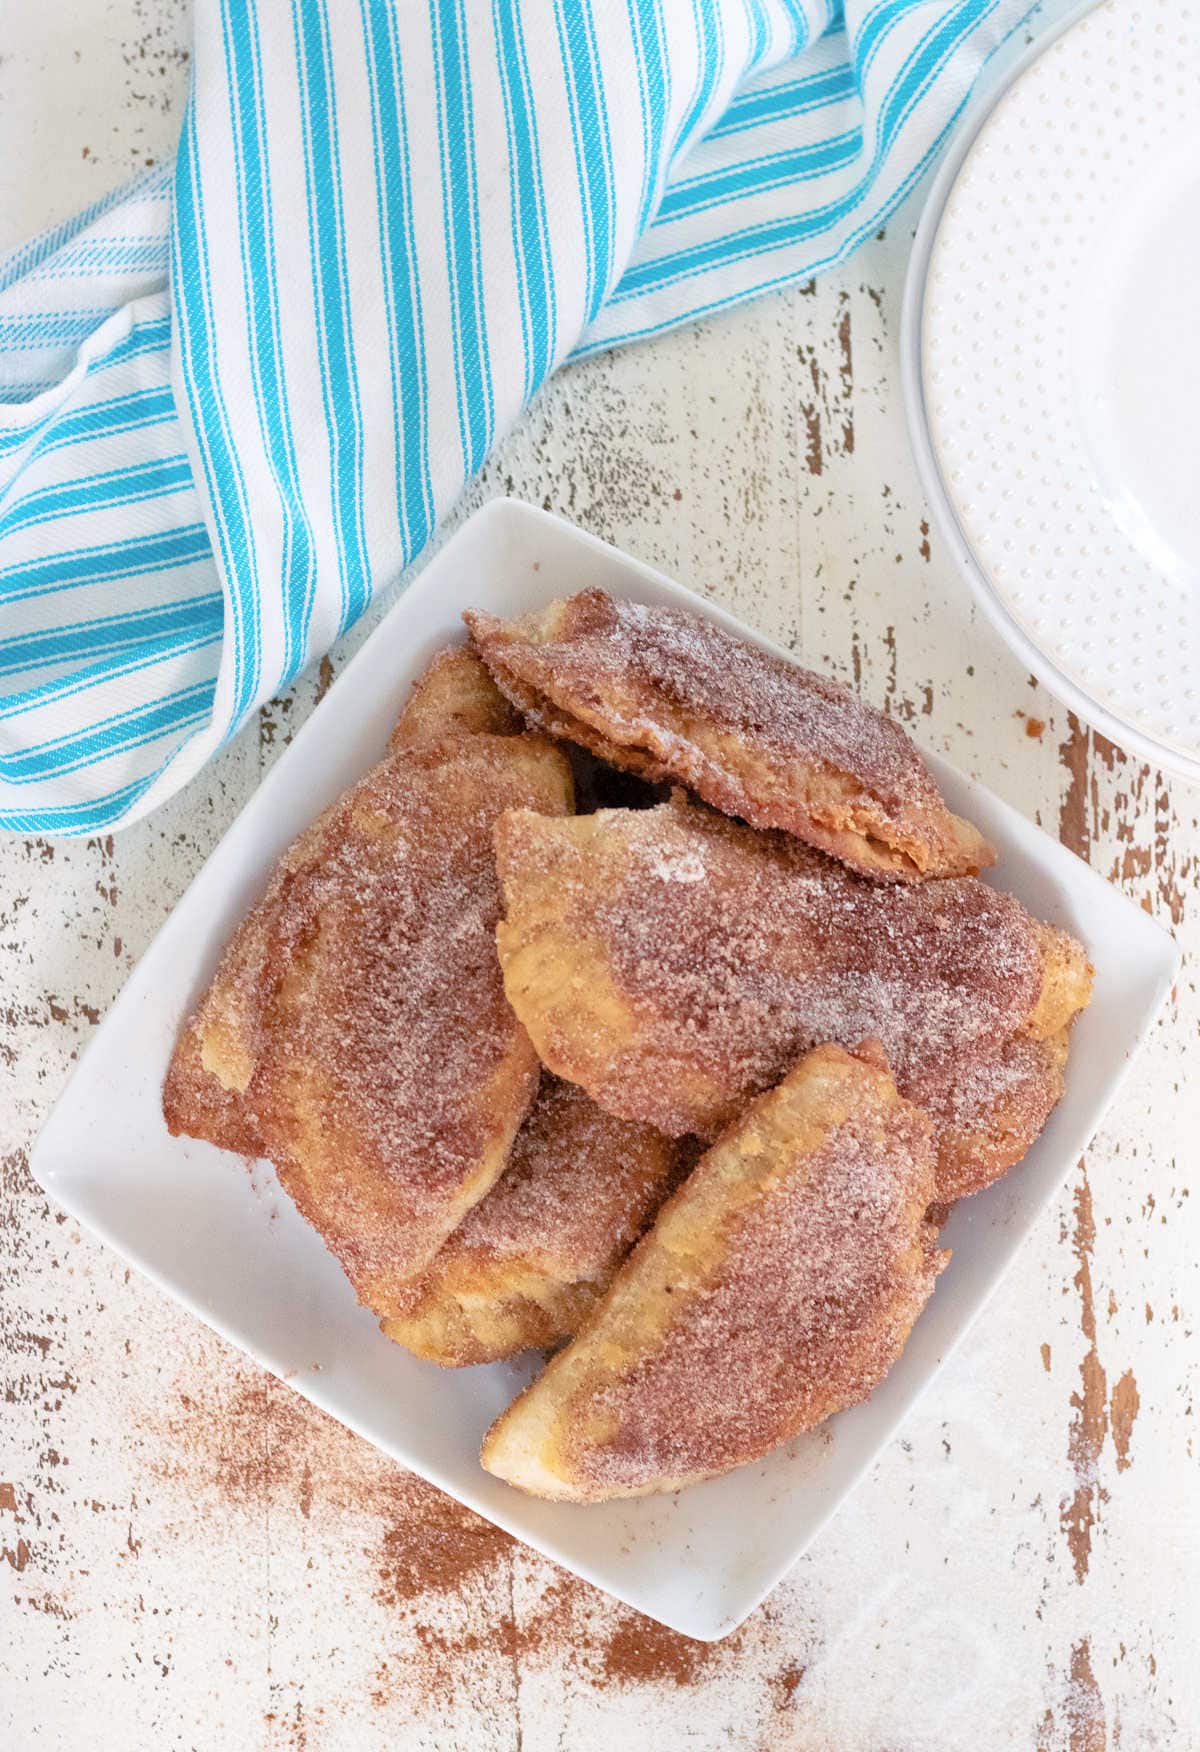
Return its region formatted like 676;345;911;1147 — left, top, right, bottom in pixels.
3;5;1197;1748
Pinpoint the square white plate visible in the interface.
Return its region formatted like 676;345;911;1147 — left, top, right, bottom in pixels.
31;499;1178;1641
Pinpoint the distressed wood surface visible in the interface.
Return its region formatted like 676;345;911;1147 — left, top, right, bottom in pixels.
2;5;1198;1749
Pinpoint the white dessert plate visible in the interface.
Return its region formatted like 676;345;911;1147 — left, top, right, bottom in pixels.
31;499;1177;1640
903;0;1200;780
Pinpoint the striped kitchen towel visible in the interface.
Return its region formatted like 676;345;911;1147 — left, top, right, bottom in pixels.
0;0;1034;837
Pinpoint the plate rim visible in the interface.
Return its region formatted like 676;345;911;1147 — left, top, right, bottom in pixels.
28;496;1180;1639
899;0;1200;783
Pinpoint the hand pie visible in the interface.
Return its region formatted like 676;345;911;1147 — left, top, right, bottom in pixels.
493;797;1092;1199
383;1077;690;1365
164;647;573;1309
389;643;522;750
466;590;993;882
910;1029;1070;1204
482;1042;946;1501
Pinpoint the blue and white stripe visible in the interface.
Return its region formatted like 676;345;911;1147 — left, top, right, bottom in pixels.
0;0;1033;836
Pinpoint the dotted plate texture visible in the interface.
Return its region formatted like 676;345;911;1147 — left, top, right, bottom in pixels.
923;0;1200;768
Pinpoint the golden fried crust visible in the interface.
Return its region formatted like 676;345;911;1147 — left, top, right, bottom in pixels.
481;1043;947;1501
493;798;1091;1200
162;800;337;1154
390;644;522;750
466;591;994;883
164;643;514;1152
164;720;573;1309
1024;923;1094;1040
382;1078;690;1365
162;1015;265;1157
908;1029;1070;1203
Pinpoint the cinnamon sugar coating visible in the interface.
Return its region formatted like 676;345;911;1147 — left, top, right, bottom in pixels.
389;644;523;749
161;598;1095;1512
912;1029;1071;1203
163;647;573;1309
494;797;1091;1200
481;1042;947;1501
383;1077;691;1365
466;590;994;882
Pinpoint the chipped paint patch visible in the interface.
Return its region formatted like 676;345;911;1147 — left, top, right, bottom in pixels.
1109;1371;1140;1474
1062;1173;1108;1584
1065;1640;1107;1752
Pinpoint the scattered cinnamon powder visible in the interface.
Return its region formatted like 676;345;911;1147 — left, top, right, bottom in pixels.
773;1664;807;1708
156;1375;514;1602
374;1496;511;1607
143;1360;814;1716
396;1588;755;1706
598;1615;733;1687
